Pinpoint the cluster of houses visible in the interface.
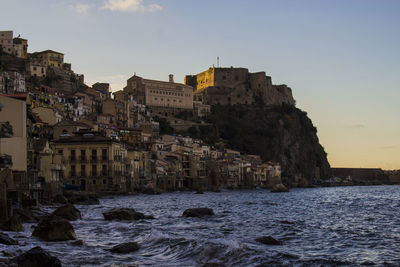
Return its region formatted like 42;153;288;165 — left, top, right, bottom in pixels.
0;30;283;222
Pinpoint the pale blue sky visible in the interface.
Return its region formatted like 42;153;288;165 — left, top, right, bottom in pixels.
1;0;399;169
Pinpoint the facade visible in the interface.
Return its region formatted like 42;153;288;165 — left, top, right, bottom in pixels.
53;133;130;193
185;67;295;106
124;74;193;116
0;31;13;55
13;38;28;59
0;95;27;172
31;50;64;68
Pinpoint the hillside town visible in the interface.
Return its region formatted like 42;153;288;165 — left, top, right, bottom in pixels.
0;31;292;222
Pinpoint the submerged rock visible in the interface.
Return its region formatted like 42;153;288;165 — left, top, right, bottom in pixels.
0;215;24;232
32;216;76;241
109;242;140;253
0;232;18;245
13;208;49;223
52;204;82;221
12;246;62;267
103;208;145;221
182;208;214;218
52;194;68;204
271;183;289;193
255;236;282;245
65;193;99;205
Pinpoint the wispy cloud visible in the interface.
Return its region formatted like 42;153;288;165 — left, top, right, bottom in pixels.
70;4;93;14
102;0;162;12
381;145;396;150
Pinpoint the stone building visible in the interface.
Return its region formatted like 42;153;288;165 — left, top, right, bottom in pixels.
185;67;295;106
124;74;193;116
30;50;64;68
53;132;130;193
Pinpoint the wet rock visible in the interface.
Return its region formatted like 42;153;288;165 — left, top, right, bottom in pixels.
65;193;99;205
12;246;62;267
144;215;155;220
0;232;18;245
32;216;76;241
0;259;17;267
255;236;282;245
202;263;226;267
195;190;204;194
271;183;289;193
182;208;214;218
142;187;161;195
13;208;49;223
52;194;68;204
280;220;294;225
51;204;82;221
69;239;85;246
103;208;145;221
0;215;24;232
109;242;140;253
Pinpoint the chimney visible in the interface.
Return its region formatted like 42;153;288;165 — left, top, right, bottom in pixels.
169;74;174;83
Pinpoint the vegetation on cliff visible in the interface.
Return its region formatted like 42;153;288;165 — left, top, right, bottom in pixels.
181;104;331;186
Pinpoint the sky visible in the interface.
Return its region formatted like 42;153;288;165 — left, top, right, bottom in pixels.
1;0;399;169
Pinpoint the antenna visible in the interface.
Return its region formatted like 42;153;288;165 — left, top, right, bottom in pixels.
217;56;219;68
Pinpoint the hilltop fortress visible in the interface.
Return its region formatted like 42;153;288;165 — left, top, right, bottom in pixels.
185;67;295;106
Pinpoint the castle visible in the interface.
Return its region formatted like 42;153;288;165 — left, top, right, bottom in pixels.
185;67;295;106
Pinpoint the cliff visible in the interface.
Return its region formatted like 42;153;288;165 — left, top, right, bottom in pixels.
186;104;331;187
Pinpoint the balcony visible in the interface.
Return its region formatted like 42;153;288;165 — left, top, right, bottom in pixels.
100;157;108;162
79;156;88;163
90;156;98;163
78;172;87;178
0;154;12;168
69;156;77;163
114;155;123;162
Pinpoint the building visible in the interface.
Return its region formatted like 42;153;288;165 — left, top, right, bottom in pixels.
13;37;28;59
30;50;64;68
53;132;130;193
0;31;14;55
124;74;193;116
185;67;295;106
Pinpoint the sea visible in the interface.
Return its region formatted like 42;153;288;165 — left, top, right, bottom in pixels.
2;185;400;266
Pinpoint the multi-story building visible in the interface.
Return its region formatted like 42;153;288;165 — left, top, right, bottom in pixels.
124;74;193;116
0;31;14;55
52;132;130;193
12;37;28;59
30;50;64;68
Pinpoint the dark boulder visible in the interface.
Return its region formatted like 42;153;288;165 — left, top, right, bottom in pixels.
0;215;24;232
13;208;49;223
103;208;145;221
255;236;282;245
52;194;68;204
142;187;161;195
32;216;76;241
182;208;214;218
12;246;62;267
271;183;289;193
109;242;140;253
0;232;18;245
65;193;99;205
52;204;81;221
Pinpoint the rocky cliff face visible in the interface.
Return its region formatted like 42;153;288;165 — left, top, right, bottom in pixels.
205;104;331;186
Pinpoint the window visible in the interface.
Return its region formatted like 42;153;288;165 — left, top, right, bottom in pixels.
71;150;76;160
103;179;107;185
91;149;97;160
81;150;86;160
92;165;97;176
102;149;107;160
57;149;63;155
93;180;96;185
81;165;86;176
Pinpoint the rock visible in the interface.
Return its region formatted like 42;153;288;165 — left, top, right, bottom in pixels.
0;232;18;245
255;236;282;245
103;208;145;221
144;215;155;220
202;263;226;267
182;208;214;218
69;239;85;246
52;194;68;204
32;216;76;241
142;187;161;195
195;190;204;194
271;183;289;193
52;204;82;221
109;242;140;253
0;215;24;232
12;246;62;267
65;193;99;205
13;208;49;223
